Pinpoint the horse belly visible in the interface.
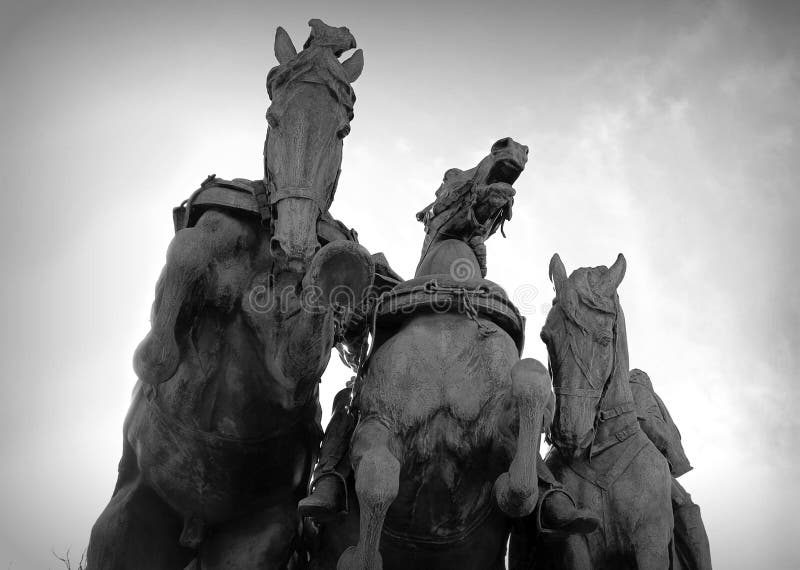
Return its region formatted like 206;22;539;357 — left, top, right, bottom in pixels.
385;412;499;537
362;315;518;542
127;395;313;525
381;509;510;570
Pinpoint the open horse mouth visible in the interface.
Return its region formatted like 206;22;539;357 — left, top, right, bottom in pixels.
485;137;528;186
487;158;525;186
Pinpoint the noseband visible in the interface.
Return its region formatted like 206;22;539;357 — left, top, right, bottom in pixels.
260;128;342;226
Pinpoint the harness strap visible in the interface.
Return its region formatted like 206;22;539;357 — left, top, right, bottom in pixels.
251;179;271;228
567;431;649;491
598;401;636;421
553;386;603;398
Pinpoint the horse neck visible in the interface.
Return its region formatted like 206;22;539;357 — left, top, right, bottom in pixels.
414;238;481;278
592;304;640;455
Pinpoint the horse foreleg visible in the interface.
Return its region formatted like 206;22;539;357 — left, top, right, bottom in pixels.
494;358;551;517
563;534;593;570
134;211;247;384
337;418;400;570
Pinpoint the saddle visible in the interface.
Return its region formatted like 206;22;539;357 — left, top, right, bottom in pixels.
369;274;526;355
172;174;358;245
172;175;403;302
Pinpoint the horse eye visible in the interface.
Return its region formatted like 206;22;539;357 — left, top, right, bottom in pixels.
337;124;351;139
266;110;279;129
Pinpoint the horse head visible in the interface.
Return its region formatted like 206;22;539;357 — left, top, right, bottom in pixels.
265;19;364;275
540;253;630;457
415;137;528;277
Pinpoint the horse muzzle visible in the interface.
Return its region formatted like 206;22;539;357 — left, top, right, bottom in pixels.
270;195;323;275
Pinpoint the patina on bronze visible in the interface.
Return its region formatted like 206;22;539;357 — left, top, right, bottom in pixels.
303;143;599;570
535;254;674;569
88;20;374;570
88;18;711;570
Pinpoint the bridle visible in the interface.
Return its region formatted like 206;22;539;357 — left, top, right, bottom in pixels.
256;90;346;237
549;298;622;452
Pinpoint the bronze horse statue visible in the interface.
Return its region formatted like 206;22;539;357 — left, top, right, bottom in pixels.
305;140;597;570
536;254;674;569
88;20;374;570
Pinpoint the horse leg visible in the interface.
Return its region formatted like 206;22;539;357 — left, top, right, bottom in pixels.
336;418;400;570
196;500;299;569
628;450;673;570
631;509;672;570
563;534;593;570
133;210;253;384
494;358;551;517
87;455;193;570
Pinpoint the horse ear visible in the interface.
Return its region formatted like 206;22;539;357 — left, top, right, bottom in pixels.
341;49;364;83
598;253;626;296
274;26;297;64
549;253;567;294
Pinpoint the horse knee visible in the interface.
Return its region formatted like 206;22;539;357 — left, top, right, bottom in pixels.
164;226;215;279
510;359;550;402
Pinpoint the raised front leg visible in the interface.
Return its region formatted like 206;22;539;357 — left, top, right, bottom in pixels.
337;418;400;570
133;210;255;384
494;358;551;517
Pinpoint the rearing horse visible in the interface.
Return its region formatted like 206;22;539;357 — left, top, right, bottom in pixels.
537;254;673;569
88;20;373;570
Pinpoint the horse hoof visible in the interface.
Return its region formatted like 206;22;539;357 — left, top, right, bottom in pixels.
133;331;179;384
302;241;375;310
494;472;537;518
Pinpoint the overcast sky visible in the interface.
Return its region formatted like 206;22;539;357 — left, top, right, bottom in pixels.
1;0;798;568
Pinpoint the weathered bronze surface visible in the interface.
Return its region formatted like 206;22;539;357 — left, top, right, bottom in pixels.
88;20;373;570
88;18;710;570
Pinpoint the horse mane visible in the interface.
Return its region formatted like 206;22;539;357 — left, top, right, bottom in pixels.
266;46;356;121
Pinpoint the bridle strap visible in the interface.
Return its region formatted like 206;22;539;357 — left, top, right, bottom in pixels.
553;386;603;398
